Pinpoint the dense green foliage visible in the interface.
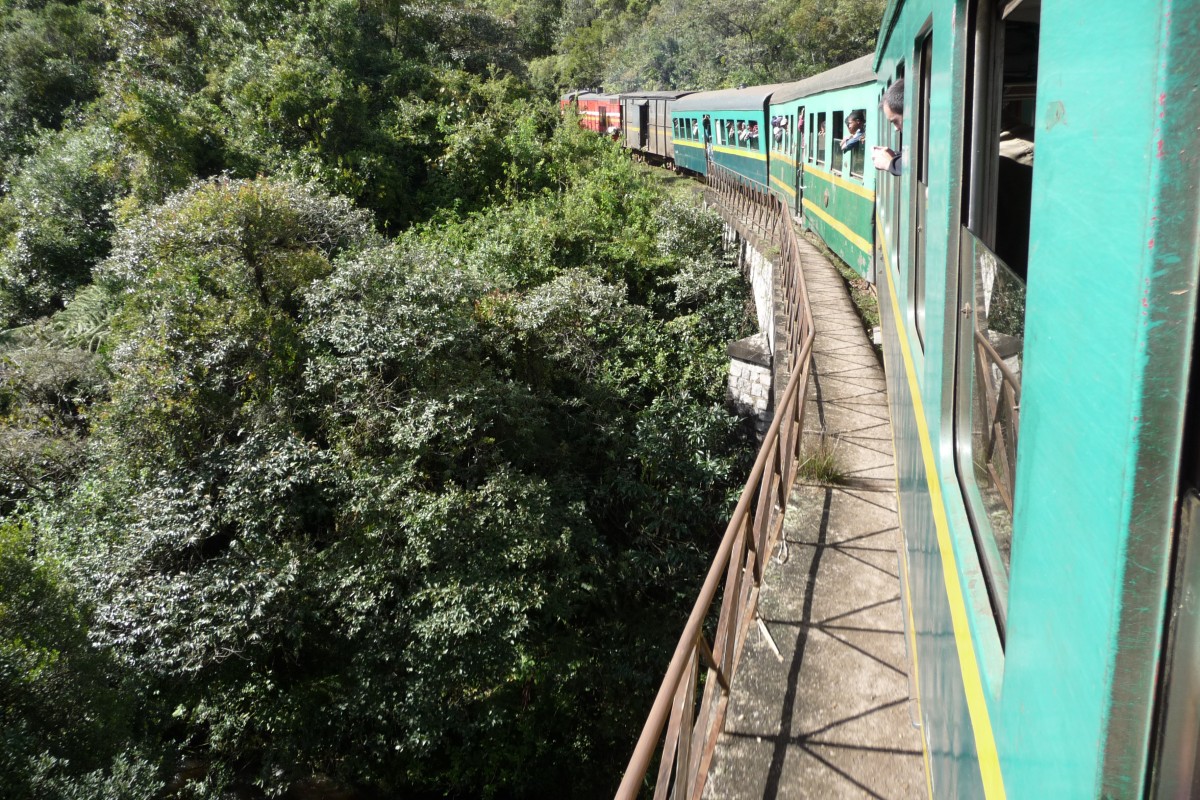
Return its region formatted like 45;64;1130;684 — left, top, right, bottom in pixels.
0;0;882;796
543;0;886;92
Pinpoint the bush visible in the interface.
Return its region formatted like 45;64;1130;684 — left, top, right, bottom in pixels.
0;126;122;327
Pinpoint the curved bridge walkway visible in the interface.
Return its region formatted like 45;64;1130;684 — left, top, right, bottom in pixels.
703;235;927;799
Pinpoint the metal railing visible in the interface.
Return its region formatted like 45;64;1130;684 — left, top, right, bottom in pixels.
974;329;1021;514
615;163;815;800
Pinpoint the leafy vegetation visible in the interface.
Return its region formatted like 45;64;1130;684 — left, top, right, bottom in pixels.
543;0;887;92
0;0;885;796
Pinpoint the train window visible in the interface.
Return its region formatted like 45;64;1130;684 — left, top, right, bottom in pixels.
807;113;815;162
953;0;1041;634
912;31;932;347
831;110;845;174
816;112;827;164
849;109;866;179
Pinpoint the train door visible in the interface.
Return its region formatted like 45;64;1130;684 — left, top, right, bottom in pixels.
795;108;805;214
639;103;650;149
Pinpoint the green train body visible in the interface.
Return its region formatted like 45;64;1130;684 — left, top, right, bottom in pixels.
771;56;878;277
667;68;880;277
670;87;781;185
871;0;1200;797
624;1;1200;795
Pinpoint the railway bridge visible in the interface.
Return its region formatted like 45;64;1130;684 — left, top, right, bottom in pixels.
617;167;926;799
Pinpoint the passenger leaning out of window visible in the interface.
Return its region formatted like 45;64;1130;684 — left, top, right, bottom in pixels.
872;80;904;175
841;111;865;151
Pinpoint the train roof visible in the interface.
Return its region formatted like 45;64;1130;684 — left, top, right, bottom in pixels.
673;83;791;112
575;91;620;102
619;91;697;102
770;55;877;105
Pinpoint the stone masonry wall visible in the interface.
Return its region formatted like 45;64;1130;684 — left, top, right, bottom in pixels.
709;199;779;436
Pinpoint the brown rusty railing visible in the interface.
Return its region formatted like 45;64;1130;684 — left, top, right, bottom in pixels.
974;329;1021;514
615;162;815;800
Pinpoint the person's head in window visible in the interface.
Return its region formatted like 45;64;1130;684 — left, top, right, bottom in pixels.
873;81;905;174
882;80;904;131
842;111;866;151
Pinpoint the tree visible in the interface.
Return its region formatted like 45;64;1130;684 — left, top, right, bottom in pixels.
0;125;121;327
0;1;112;168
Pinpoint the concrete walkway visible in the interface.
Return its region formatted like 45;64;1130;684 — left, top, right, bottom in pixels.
703;237;927;800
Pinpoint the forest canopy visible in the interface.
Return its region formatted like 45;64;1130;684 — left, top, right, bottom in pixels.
0;0;882;797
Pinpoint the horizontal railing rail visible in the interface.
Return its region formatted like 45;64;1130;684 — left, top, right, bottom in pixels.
615;161;816;800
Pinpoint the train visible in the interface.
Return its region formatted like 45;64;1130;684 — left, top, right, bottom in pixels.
565;0;1200;797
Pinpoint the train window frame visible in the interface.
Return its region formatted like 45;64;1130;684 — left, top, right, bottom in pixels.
910;28;933;350
849;108;866;179
816;112;827;164
807;113;815;162
883;64;905;278
831;110;845;174
951;0;1041;639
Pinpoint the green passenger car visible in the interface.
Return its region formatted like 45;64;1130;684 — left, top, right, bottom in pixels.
670;86;784;184
768;55;878;277
871;0;1200;797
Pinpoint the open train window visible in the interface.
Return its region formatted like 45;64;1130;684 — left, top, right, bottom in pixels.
831;110;845;174
953;0;1040;637
849;109;866;179
808;113;815;162
912;31;932;347
879;65;903;272
816;112;827;164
